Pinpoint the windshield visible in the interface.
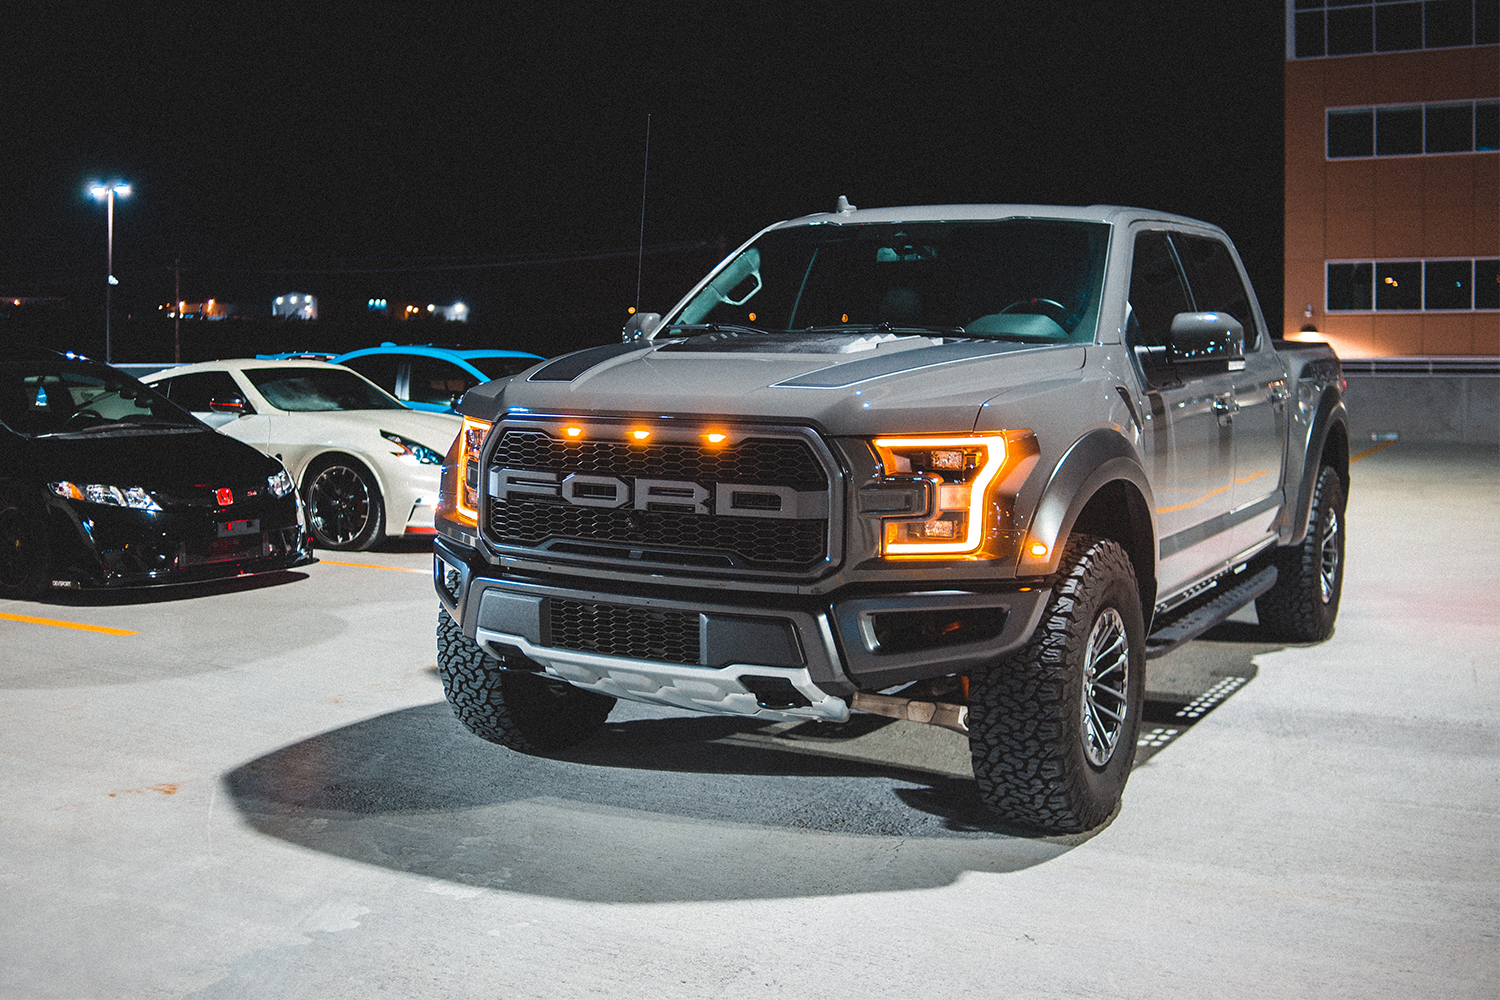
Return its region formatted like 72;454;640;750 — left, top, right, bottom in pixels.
245;367;403;411
0;362;196;437
672;219;1110;343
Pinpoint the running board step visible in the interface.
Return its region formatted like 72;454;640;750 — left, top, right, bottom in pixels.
1145;565;1277;659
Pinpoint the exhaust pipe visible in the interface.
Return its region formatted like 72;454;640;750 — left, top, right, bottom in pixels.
850;692;968;734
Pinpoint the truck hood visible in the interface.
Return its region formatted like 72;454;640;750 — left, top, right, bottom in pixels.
473;334;1088;435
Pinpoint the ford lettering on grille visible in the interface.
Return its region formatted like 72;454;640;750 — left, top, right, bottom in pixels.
491;469;829;520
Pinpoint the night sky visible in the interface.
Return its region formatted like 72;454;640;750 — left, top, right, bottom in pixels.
2;5;1287;359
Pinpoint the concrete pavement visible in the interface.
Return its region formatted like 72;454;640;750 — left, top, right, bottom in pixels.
1;444;1496;998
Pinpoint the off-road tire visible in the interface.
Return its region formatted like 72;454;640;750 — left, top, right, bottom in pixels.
436;606;615;753
1256;465;1345;643
303;456;385;551
969;534;1145;833
0;484;50;600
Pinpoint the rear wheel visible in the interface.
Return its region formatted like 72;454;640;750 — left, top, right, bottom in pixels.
1256;465;1345;643
968;534;1145;833
0;484;50;600
303;456;385;550
436;607;615;753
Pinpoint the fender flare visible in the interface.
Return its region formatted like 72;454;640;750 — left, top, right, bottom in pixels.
1017;429;1158;605
1287;391;1349;546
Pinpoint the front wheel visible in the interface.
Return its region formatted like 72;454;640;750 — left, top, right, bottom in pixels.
436;607;615;753
968;534;1145;833
0;485;51;600
1256;465;1345;643
303;457;385;550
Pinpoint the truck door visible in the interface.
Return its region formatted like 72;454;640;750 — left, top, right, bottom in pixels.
1126;229;1240;597
1174;233;1288;552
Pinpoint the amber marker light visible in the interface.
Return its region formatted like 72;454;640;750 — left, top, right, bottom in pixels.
1030;542;1049;557
871;434;1011;556
702;431;729;447
563;425;584;439
631;428;652;441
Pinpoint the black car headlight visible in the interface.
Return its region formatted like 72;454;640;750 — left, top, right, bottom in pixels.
381;430;444;465
267;469;296;498
50;481;163;512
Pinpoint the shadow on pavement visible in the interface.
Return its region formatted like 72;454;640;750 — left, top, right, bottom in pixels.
37;569;311;607
225;620;1273;902
225;701;1083;902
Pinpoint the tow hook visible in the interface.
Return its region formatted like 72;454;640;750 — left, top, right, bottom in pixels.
850;692;969;734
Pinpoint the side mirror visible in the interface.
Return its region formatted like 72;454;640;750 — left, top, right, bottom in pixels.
207;396;248;414
622;311;661;342
1168;312;1244;366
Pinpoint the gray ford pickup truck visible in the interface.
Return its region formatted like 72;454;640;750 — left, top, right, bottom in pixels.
430;202;1348;833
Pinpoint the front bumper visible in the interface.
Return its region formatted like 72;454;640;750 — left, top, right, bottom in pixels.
434;537;1050;723
46;495;316;589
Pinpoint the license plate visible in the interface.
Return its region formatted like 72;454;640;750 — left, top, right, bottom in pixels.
217;518;260;537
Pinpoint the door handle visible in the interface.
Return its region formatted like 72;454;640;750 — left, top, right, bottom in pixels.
1212;394;1237;426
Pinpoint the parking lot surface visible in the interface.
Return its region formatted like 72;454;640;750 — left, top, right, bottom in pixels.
2;444;1497;999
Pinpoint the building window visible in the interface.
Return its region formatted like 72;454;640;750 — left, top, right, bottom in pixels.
1292;1;1498;58
1328;258;1500;311
1327;100;1500;158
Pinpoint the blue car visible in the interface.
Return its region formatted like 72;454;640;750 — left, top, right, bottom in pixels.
330;344;543;413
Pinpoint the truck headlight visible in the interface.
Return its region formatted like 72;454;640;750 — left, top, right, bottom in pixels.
456;416;491;525
864;432;1036;557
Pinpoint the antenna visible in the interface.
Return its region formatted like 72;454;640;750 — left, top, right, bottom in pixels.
635;113;651;313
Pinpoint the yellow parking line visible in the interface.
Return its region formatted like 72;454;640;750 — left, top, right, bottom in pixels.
1351;440;1396;463
0;612;137;636
319;559;427;574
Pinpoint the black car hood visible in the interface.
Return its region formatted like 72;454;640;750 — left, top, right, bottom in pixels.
12;425;281;489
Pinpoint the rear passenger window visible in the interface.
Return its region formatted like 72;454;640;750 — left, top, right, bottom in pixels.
1172;234;1260;350
339;355;402;397
407;357;477;407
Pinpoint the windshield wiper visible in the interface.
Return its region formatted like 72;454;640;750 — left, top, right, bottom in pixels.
660;323;777;336
800;322;968;336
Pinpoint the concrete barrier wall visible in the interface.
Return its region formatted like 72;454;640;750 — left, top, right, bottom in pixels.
1342;373;1500;446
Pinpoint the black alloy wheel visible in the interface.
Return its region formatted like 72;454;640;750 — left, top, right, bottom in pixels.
304;458;385;551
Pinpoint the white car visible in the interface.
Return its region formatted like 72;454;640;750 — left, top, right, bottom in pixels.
144;359;461;550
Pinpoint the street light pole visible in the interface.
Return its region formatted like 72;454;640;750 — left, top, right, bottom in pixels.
88;181;131;364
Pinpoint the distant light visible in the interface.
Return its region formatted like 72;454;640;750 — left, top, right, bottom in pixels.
627;306;637;315
748;312;757;321
427;304;436;312
276;297;284;305
841;314;849;323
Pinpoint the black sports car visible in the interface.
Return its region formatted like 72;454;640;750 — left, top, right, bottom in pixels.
0;349;315;598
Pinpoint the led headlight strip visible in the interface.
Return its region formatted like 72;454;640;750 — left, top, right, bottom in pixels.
455;416;492;525
870;435;1010;556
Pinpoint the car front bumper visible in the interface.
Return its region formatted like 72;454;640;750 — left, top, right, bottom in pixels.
45;494;316;589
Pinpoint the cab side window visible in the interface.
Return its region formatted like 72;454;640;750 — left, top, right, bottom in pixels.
1127;231;1195;385
1173;234;1260;351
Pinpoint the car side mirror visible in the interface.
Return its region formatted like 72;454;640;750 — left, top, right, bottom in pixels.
1168;312;1244;365
207;396;248;414
622;311;661;342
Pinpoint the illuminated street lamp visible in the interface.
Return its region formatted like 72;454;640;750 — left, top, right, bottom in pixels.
88;180;131;363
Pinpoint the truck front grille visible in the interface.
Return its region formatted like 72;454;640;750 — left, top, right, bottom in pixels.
482;425;836;575
548;598;701;665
